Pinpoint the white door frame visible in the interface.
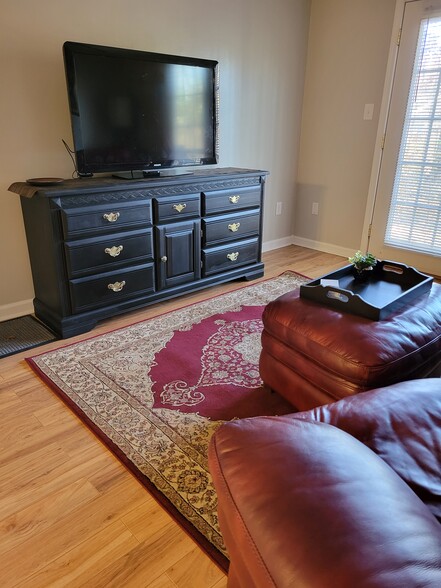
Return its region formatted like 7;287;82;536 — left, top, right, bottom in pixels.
361;0;410;251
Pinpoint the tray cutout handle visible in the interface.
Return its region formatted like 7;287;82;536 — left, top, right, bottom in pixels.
326;289;349;303
383;263;404;274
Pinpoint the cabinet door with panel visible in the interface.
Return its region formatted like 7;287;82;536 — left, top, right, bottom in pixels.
155;219;201;290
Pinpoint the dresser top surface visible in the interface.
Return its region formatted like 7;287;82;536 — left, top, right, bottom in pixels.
9;167;269;199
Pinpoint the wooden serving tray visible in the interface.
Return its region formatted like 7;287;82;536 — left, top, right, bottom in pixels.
300;260;433;320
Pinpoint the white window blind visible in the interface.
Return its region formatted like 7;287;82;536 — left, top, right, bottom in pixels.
386;16;441;255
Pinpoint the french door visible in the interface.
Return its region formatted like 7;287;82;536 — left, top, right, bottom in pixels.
368;0;441;276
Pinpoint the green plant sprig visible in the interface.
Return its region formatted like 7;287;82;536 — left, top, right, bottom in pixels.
348;251;377;270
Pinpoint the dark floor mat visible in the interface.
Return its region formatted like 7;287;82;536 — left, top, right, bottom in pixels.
0;315;57;358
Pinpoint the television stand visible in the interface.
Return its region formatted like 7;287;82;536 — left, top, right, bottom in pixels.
112;170;160;180
158;169;195;177
113;169;195;180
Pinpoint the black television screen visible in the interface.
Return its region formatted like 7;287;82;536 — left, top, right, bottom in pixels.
63;42;219;178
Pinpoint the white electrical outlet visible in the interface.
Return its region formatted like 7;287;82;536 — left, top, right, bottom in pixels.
363;103;374;120
312;202;319;215
276;202;282;215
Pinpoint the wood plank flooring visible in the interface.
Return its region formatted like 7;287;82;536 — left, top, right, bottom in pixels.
0;245;345;587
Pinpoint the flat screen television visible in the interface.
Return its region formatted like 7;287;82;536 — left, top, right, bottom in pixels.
62;41;219;179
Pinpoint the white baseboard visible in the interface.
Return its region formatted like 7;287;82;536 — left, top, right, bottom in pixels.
291;235;353;259
263;234;354;259
0;299;34;322
262;235;294;252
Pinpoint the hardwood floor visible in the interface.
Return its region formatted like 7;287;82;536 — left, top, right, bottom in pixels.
0;245;345;587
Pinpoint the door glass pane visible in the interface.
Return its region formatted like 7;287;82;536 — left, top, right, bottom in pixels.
385;16;441;256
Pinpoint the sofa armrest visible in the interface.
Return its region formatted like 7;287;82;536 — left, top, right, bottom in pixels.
209;416;441;588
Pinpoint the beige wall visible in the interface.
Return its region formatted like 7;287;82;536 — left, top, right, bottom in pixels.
0;0;311;318
295;0;396;255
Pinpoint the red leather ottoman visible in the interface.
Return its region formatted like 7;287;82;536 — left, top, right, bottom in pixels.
259;282;441;410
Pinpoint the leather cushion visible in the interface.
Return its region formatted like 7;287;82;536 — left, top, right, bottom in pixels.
261;284;441;387
291;378;441;521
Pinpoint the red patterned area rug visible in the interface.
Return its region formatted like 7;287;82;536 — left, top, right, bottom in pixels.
27;271;307;570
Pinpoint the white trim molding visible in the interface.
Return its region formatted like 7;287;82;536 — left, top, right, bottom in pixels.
362;0;406;251
291;235;353;259
0;299;34;322
263;234;352;259
262;235;294;252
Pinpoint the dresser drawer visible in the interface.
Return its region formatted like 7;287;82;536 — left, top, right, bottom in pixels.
69;263;155;313
202;209;260;246
153;193;200;223
61;200;152;238
65;228;153;278
202;185;261;215
202;238;259;276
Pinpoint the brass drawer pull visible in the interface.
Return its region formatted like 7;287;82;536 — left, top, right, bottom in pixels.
104;245;124;257
229;195;240;204
228;222;241;232
108;280;126;292
173;203;187;213
103;212;120;223
227;252;239;262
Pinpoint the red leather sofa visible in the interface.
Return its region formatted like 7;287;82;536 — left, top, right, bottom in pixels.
209;378;441;587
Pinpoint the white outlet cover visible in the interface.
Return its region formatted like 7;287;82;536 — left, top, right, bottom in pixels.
363;103;374;120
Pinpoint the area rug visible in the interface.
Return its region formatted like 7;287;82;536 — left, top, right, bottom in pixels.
26;271;307;570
